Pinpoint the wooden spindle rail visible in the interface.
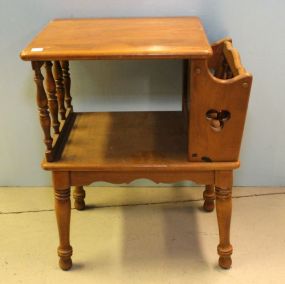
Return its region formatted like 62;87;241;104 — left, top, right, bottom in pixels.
54;61;66;120
31;61;53;161
45;61;60;134
61;61;73;111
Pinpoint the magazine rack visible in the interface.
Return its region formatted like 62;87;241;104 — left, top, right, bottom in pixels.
20;17;252;270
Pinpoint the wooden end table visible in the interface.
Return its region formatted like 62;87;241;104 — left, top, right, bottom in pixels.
20;17;252;270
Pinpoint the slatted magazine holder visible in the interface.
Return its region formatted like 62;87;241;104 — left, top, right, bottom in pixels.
20;18;252;271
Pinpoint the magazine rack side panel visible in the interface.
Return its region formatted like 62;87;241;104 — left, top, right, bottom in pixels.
188;58;252;162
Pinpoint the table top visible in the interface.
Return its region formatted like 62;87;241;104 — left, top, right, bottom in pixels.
20;17;212;61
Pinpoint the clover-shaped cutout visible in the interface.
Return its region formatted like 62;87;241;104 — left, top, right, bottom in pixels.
206;109;231;132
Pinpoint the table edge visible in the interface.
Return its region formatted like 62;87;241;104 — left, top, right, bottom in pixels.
41;161;240;171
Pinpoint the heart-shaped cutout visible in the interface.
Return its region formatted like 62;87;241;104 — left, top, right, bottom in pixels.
206;109;231;131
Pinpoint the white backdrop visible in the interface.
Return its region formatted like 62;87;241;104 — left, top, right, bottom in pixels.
0;0;284;186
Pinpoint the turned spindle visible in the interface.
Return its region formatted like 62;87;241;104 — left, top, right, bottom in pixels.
54;187;73;270
215;185;233;269
54;61;66;120
61;61;73;111
31;61;53;161
44;61;60;134
203;184;215;212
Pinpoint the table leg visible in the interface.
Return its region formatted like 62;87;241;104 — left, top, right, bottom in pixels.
215;172;233;269
203;184;215;212
73;186;86;210
54;187;73;270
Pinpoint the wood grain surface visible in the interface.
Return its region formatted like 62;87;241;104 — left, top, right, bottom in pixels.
42;112;239;171
20;17;212;60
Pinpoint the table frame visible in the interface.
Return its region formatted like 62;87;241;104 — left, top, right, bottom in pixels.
20;17;252;271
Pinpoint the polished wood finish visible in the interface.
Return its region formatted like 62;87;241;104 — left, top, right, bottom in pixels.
41;112;240;171
31;61;53;161
61;61;73;111
70;171;215;187
182;60;190;117
20;17;212;61
44;61;60;134
203;184;215;212
54;187;72;270
188;39;252;162
21;17;252;271
73;186;86;210
50;109;76;162
31;61;76;162
215;171;233;269
223;40;246;77
54;61;66;121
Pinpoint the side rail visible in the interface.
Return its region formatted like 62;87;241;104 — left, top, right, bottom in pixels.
31;61;75;162
188;38;253;162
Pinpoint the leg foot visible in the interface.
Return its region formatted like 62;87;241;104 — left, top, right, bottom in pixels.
215;176;233;269
218;243;233;269
219;255;232;269
203;184;215;212
59;258;72;271
58;246;73;270
73;186;86;210
54;187;73;270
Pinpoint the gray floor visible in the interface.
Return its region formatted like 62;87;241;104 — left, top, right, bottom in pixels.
1;186;285;283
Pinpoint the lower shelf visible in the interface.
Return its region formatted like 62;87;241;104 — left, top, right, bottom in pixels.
42;111;239;171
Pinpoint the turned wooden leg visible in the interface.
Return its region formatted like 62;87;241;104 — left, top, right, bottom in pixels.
73;186;86;210
54;187;73;270
215;183;233;269
203;184;215;212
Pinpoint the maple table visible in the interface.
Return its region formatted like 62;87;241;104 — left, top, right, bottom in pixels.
20;17;252;270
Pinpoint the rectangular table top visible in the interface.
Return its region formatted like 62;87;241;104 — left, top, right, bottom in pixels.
20;17;212;61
